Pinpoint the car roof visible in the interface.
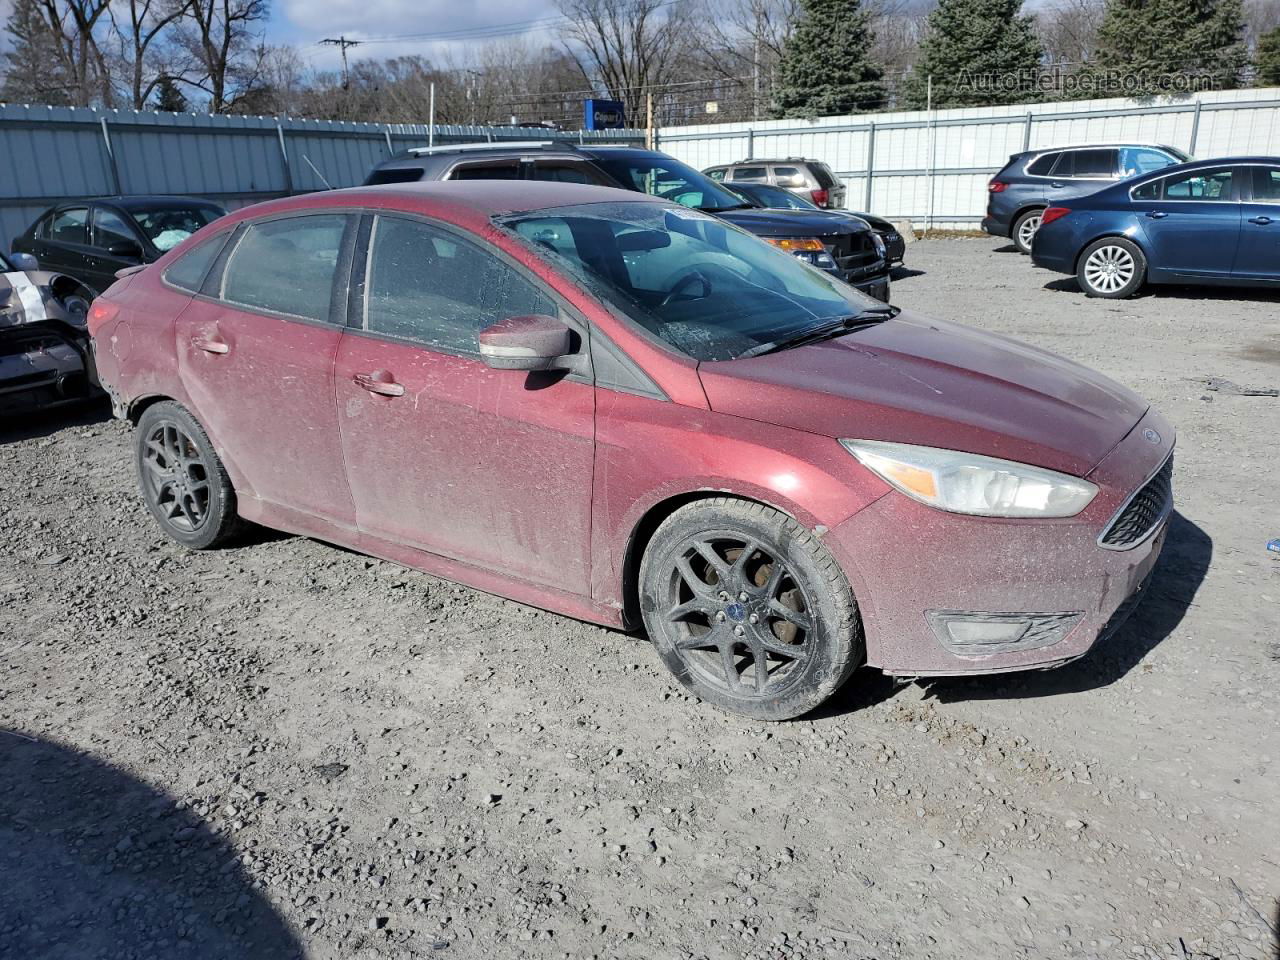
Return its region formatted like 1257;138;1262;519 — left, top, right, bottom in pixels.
374;143;663;168
222;180;660;228
1020;143;1183;156
712;158;824;165
49;195;225;211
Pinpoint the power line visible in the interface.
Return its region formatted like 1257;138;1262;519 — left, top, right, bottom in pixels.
319;36;362;88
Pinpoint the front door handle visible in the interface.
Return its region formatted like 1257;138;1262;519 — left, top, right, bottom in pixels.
191;336;229;354
353;371;405;397
1248;215;1274;225
1146;210;1168;219
1049;181;1066;188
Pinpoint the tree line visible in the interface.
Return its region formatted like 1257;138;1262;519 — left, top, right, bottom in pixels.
2;0;1279;126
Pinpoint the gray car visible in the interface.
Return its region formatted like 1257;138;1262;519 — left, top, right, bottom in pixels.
704;158;847;209
982;143;1191;253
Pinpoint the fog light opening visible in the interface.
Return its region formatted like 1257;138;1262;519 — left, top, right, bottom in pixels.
926;611;1083;657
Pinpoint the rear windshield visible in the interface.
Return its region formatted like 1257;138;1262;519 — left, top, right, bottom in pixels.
810;163;838;188
367;168;425;186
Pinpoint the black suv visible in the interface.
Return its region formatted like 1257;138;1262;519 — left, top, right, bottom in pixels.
365;143;890;301
983;143;1190;253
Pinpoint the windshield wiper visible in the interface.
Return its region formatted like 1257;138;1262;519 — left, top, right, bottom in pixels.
738;307;899;358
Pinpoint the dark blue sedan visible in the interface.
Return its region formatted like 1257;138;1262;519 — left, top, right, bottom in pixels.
1031;157;1280;298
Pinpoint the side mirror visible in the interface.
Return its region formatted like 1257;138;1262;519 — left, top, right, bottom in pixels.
8;251;39;272
106;239;143;260
478;314;572;371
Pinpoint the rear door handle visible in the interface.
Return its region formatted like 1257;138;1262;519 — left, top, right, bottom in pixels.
353;372;405;397
1146;211;1168;219
1049;181;1066;188
191;336;229;354
1248;215;1274;225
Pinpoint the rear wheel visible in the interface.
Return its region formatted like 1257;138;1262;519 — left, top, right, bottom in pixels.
135;401;242;549
1012;208;1043;254
1076;237;1146;298
639;498;862;721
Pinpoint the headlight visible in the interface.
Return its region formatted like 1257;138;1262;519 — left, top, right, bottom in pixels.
840;439;1098;518
872;234;886;257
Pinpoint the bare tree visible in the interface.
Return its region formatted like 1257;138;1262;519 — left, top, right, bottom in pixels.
178;0;267;112
557;0;692;121
1036;0;1106;68
11;0;118;106
110;0;191;109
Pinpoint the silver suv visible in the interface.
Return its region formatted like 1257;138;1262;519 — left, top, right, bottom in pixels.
704;158;847;209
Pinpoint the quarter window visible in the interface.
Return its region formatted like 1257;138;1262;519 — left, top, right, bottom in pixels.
164;233;228;292
1025;153;1059;176
363;215;556;354
731;166;768;181
48;207;89;244
221;215;347;322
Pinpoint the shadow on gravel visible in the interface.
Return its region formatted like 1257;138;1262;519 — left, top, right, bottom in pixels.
921;510;1212;704
0;398;111;445
890;267;927;281
1042;277;1280;303
0;730;303;959
991;244;1021;254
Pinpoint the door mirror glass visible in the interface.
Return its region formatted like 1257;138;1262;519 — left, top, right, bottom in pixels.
478;314;572;370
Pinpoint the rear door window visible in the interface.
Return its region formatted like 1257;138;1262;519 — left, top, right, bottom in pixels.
1251;166;1280;202
1025;152;1059;176
730;166;768;181
221;214;348;322
92;207;140;250
1161;167;1234;201
1072;149;1118;178
362;215;556;354
49;207;89;245
530;162;609;185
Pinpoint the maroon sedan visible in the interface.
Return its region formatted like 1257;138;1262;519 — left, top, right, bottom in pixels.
87;182;1173;720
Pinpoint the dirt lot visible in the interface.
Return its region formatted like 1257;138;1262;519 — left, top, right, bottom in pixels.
1;237;1278;960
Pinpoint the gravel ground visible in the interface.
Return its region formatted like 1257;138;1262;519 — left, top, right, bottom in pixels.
1;237;1278;960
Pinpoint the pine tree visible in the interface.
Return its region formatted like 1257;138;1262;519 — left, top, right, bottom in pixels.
152;76;190;113
902;0;1044;109
0;0;72;105
1254;26;1280;86
1089;0;1247;95
772;0;885;118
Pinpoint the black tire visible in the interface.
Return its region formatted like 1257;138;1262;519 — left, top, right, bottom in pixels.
1075;237;1146;299
639;497;863;721
1012;208;1043;254
134;401;242;549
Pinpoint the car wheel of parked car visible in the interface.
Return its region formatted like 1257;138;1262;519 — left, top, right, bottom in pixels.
135;401;242;550
1076;238;1146;299
1012;209;1043;254
639;498;862;721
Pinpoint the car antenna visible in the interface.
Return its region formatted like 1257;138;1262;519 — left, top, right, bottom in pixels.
301;154;334;190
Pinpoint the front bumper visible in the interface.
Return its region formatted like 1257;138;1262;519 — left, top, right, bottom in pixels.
851;273;891;302
826;409;1174;675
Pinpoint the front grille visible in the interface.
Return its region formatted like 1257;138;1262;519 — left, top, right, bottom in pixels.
1099;455;1173;548
827;233;882;279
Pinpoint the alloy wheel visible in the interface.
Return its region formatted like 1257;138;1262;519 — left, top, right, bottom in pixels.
1083;244;1136;294
1017;213;1041;250
662;535;813;697
141;422;212;533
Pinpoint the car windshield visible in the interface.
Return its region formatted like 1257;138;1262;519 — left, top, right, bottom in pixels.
587;153;750;212
499;200;882;362
727;182;818;211
125;204;224;252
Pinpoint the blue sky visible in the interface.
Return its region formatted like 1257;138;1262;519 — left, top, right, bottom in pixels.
270;0;564;71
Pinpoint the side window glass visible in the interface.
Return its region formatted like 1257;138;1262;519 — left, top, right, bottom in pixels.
49;207;89;244
706;168;726;181
772;165;805;186
449;162;521;181
1252;167;1280;202
1131;179;1160;201
1049;152;1074;177
35;214;55;240
365;216;556;353
1119;148;1179;177
1025;153;1058;176
1072;149;1115;177
93;208;138;249
221;215;347;322
732;166;767;181
531;164;600;185
1164;168;1233;200
164;233;227;292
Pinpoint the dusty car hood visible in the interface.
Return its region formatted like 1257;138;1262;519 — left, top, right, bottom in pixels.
697;310;1148;477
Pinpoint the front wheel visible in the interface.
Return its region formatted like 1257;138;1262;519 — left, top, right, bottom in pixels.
639;498;863;721
1076;237;1146;298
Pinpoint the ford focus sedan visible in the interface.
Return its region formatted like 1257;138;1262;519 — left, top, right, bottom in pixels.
88;182;1174;720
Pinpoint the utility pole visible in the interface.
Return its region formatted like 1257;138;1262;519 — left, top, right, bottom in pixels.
320;36;361;89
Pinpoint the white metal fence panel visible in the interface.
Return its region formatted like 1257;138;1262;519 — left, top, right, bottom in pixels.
657;88;1280;229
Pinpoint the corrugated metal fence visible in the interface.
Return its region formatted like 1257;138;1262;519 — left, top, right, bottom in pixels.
657;87;1280;230
0;104;642;248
